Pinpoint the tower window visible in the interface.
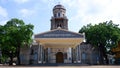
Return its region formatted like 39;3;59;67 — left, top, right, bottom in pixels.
57;24;59;27
60;24;62;27
58;13;60;17
54;14;56;17
57;24;62;28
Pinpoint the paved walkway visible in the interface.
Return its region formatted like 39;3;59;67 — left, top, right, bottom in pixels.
0;66;120;68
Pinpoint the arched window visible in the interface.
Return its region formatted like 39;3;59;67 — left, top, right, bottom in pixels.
82;52;87;63
58;13;60;17
57;24;62;28
63;14;64;17
34;52;38;61
57;24;59;27
59;24;62;27
54;14;56;17
82;52;86;59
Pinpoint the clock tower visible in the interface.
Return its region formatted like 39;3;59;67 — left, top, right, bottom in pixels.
51;4;68;30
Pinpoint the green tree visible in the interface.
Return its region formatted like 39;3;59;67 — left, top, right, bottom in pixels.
0;24;15;65
79;20;120;64
0;25;4;63
0;18;34;65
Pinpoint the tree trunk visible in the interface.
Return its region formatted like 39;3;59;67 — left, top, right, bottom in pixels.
99;45;104;64
9;52;13;65
102;47;109;64
99;43;109;65
104;54;109;64
16;45;20;65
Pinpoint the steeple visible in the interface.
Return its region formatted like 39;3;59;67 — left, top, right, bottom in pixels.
50;4;68;30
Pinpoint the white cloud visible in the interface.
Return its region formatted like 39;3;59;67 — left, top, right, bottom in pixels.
14;0;29;4
20;9;35;18
0;6;8;17
60;0;120;28
57;0;120;32
0;20;8;25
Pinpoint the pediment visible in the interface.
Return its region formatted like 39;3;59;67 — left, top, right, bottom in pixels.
35;29;84;38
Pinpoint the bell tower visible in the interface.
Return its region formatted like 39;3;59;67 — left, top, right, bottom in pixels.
50;4;68;30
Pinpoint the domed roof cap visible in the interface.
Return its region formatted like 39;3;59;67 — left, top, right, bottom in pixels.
53;4;66;10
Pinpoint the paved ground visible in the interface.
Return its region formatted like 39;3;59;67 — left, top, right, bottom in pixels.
0;66;120;68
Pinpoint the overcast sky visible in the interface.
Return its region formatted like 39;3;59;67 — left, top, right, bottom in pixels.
0;0;120;34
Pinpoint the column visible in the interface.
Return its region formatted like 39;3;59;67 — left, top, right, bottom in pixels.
38;44;43;63
42;46;45;63
72;48;75;63
68;47;72;63
76;46;78;63
48;48;51;63
46;48;48;63
44;48;46;63
38;44;40;63
78;45;81;63
40;45;43;63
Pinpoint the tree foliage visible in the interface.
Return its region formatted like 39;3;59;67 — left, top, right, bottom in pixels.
0;18;34;65
79;20;120;64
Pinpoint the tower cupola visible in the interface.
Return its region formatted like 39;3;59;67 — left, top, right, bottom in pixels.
53;4;66;18
51;4;68;30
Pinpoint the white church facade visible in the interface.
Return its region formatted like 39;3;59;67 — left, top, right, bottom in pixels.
20;4;100;65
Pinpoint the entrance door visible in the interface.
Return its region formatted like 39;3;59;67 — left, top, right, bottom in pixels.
56;52;64;63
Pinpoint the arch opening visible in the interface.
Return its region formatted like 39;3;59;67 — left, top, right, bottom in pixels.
56;52;64;63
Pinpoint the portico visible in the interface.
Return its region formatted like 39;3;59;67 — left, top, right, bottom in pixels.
35;28;84;63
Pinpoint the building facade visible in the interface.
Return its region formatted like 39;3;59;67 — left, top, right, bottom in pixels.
20;4;100;65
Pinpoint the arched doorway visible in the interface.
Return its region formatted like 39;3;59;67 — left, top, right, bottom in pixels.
82;52;87;63
56;52;64;63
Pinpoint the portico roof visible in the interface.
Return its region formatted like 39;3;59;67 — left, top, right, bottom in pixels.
35;28;84;38
34;28;84;48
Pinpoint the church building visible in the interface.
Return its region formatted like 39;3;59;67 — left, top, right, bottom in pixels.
20;4;100;65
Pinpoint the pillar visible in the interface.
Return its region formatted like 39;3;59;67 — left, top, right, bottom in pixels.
38;44;40;63
44;48;47;63
77;45;81;63
72;48;75;63
40;45;43;63
45;48;48;63
67;47;72;63
48;48;51;63
76;46;78;63
38;44;43;63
